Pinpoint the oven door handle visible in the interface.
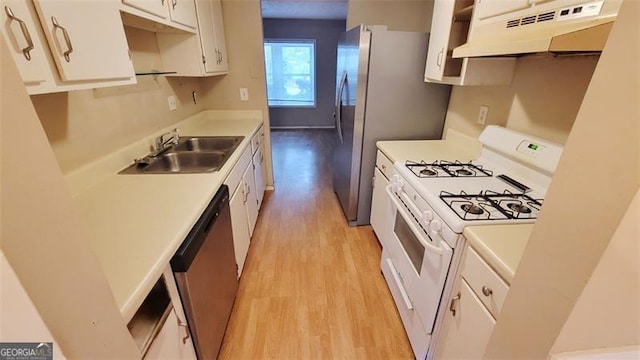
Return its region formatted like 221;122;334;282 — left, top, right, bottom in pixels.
385;185;444;256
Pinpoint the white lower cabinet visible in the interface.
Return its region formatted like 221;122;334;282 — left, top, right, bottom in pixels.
370;167;390;243
434;244;508;359
243;162;259;236
229;180;250;277
370;150;394;247
252;146;265;208
144;309;197;360
436;279;495;359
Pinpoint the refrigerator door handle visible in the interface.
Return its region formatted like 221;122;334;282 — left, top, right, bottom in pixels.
334;70;347;143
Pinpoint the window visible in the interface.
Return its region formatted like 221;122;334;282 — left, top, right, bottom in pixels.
264;40;316;107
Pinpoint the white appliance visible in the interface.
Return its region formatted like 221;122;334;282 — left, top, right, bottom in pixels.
333;25;451;226
380;126;564;359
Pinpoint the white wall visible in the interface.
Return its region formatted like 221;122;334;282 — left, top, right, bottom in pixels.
444;55;599;145
551;189;640;353
0;252;66;359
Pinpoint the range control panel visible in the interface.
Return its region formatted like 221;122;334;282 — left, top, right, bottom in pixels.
517;140;546;158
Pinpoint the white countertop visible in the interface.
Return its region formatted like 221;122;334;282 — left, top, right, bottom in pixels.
376;129;483;163
463;224;534;285
67;110;263;321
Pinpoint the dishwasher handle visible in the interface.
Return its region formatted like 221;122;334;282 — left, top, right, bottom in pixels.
171;185;230;272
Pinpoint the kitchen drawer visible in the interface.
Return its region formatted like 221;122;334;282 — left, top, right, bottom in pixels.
460;246;508;318
376;151;394;179
381;251;430;360
250;126;263;155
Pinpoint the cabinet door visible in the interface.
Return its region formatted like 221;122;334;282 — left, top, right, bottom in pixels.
425;0;455;81
168;0;197;29
252;147;265;208
195;0;224;74
210;0;228;71
436;280;495;360
122;0;169;19
229;182;251;277
1;0;52;87
33;0;134;82
144;309;197;360
370;167;390;245
243;163;259;236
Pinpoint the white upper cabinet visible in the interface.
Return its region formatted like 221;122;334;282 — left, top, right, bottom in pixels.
425;0;516;86
168;0;197;29
121;0;197;32
33;0;134;81
1;1;54;88
156;0;228;76
1;0;136;94
194;0;227;73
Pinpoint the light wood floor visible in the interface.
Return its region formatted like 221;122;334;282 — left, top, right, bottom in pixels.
218;129;413;359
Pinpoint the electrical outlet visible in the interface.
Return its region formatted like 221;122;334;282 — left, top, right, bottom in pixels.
168;96;177;111
477;105;489;125
239;88;249;101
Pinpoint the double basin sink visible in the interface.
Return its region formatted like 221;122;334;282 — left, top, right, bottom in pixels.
119;136;244;174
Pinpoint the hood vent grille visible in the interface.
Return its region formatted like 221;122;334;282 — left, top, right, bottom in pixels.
505;10;557;29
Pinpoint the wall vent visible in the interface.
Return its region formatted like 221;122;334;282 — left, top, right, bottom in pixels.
521;15;536;25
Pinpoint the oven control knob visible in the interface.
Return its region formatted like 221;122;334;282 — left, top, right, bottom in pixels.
429;220;442;234
422;210;434;221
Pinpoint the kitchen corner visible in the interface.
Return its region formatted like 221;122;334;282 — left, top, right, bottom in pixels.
66;110;263;322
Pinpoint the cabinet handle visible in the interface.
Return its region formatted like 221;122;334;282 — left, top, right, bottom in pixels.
449;292;461;316
436;48;444;69
172;0;177;10
4;6;34;61
51;16;73;62
171;307;190;344
482;286;493;297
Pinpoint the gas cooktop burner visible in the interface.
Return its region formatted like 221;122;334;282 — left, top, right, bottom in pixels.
506;202;533;214
420;168;438;176
440;190;543;221
405;160;493;178
461;203;484;215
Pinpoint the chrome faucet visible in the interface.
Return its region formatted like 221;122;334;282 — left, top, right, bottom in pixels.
155;128;179;154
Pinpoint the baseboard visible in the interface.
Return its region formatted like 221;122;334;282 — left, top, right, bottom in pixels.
270;126;335;130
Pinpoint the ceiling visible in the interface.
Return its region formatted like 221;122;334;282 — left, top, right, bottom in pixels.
261;0;348;20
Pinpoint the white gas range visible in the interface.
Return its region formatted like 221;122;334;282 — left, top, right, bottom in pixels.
380;126;563;359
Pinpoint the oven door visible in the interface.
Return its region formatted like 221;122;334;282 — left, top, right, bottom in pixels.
384;184;454;334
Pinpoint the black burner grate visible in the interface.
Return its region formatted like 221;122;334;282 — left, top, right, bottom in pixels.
440;190;543;221
405;160;493;178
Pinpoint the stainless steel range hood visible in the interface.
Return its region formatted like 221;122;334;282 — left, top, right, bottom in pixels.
452;0;621;58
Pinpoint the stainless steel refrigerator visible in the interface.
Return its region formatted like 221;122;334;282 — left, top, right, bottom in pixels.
333;25;451;226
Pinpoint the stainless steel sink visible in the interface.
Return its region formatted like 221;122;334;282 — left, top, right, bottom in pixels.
119;135;244;174
174;136;243;152
144;152;228;173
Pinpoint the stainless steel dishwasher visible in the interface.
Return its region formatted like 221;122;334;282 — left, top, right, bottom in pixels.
171;185;238;360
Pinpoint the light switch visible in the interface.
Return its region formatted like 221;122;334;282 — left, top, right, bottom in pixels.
239;88;249;101
168;96;177;111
